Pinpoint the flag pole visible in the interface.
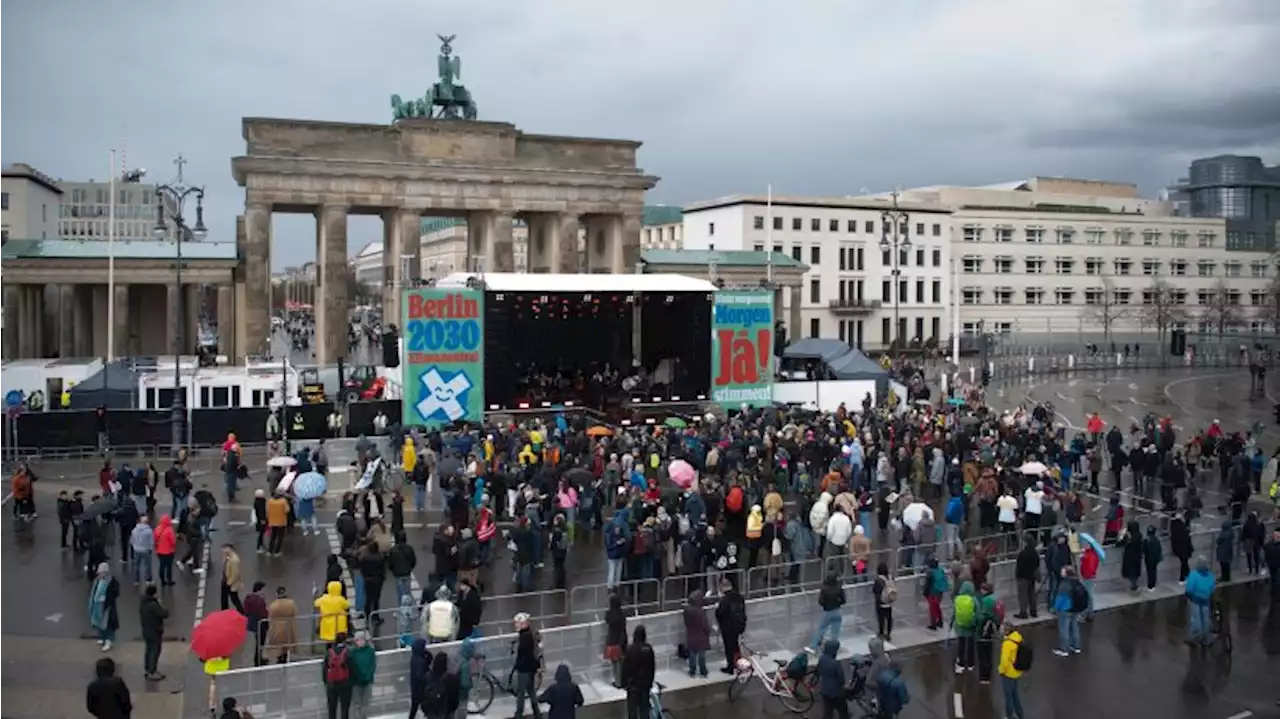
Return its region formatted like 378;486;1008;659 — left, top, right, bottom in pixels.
765;184;773;285
107;149;117;362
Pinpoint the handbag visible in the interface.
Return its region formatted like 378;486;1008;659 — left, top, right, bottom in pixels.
771;537;782;557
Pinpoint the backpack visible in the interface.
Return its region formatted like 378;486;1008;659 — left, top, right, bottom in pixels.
421;675;448;717
325;647;350;684
631;529;649;556
881;577;898;604
980;612;999;641
677;513;691;537
726;486;745;513
1012;642;1034;672
199;494;219;519
879;673;910;713
954;594;976;628
1069;580;1089;614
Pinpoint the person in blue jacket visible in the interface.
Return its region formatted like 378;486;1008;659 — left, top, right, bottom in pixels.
816;639;847;718
1184;558;1217;645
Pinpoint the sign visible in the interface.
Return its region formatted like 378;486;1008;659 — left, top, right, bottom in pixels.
710;290;774;408
5;390;22;409
401;288;485;428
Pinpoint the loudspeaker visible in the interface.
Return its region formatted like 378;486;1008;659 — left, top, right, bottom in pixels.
381;328;400;368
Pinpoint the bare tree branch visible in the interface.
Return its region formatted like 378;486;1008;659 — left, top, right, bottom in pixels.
1198;278;1244;337
1138;278;1187;342
1081;277;1130;344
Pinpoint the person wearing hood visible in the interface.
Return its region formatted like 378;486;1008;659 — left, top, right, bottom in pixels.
1184;557;1217;645
849;525;871;577
347;631;378;718
808;572;846;652
1242;511;1266;575
998;629;1027;719
1120;521;1143;592
874;661;910;718
872;562;895;642
923;556;948;630
388;531;418;602
396;593;417;648
809;493;832;555
455;577;483;639
1013;535;1040;620
621;624;655;719
604;593;628;688
1215;520;1236;581
745;504;765;570
784;508;815;583
424;584;459;643
89;562;120;650
714;577;747;674
538;663;584;719
1141;525;1164;591
85;657;131;719
315;580;350;643
154;513;177;587
952;581;977;674
406;639;433;719
825;507;854;559
682;589;711;677
139;584;169;680
1170;511;1193;582
815;639;846;718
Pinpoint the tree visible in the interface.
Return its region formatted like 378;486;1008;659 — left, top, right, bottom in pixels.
1138;279;1186;348
1082;277;1129;346
1199;279;1244;337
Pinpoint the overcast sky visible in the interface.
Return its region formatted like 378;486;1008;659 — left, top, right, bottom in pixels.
5;0;1278;268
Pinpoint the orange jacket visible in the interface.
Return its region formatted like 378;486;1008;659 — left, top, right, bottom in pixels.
11;473;31;500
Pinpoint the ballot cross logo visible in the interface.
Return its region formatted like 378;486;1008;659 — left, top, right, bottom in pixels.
415;367;473;423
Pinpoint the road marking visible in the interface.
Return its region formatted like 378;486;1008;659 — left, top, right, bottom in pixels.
192;541;211;629
1068;379;1079;387
953;691;964;718
45;613;63;623
1055;391;1069;402
1128;383;1139;391
1;492;11;506
1110;404;1126;415
1224;712;1252;719
1129;397;1140;405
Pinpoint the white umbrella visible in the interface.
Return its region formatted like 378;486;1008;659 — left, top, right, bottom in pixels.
901;502;932;532
266;456;296;469
1018;461;1049;475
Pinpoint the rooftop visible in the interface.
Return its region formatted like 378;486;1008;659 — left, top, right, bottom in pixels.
684;194;951;215
2;163;64;195
642;204;683;226
641;248;807;269
1;238;238;260
436;271;717;294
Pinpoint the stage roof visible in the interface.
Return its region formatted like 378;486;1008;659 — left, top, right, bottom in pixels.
436;272;718;294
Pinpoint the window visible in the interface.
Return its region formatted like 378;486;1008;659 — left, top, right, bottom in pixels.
916;222;925;236
961;257;983;273
809;279;821;304
1114;259;1132;275
961;287;982;305
915;248;924;266
1114;289;1132;305
994;287;1013;305
1056;228;1075;244
1085;288;1104;305
1197;261;1215;277
1085;229;1105;244
772;243;783;255
811;218;821;231
1197;290;1213;306
915;280;925;303
708;222;715;236
1025;288;1044;305
1250;290;1266;306
792;218;801;231
994;257;1013;274
1;229;8;242
994;228;1014;243
855;247;864;271
1142;259;1160;276
1170;259;1187;276
773;216;783;230
1025;228;1044;243
829;219;839;232
882;249;891;266
882;317;891;344
1142;230;1160;246
1025;258;1044;274
847;219;857;232
932;249;941;267
753;243;764;252
882;280;891;302
899;249;909;267
1250;261;1268;278
932;223;941;237
809;317;820;338
1;192;8;210
1054;288;1075;305
962;227;982;242
1251;320;1269;333
962;322;979;336
1085;258;1103;275
753;216;764;229
1171;230;1188;247
1224;261;1242;278
810;246;821;264
838;248;847;271
1197;231;1215;248
1054;258;1074;274
864;220;874;233
791;245;802;262
898;280;908;303
932;280;941;303
1227;290;1241;305
1115;229;1133;245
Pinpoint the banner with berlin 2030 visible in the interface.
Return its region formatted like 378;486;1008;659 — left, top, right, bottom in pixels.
401;288;485;428
710;290;774;408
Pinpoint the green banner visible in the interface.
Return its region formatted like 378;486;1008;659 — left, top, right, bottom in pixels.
401;288;485;428
710;290;774;408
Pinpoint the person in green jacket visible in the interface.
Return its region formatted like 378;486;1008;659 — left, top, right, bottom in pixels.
953;581;978;674
975;583;1002;684
347;631;378;719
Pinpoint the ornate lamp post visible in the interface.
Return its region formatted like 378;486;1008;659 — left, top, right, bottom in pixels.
152;157;207;457
879;191;911;356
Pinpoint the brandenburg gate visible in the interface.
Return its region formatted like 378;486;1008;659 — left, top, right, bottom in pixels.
230;36;658;362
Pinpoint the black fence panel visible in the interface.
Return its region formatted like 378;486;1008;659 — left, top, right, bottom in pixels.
348;400;401;436
15;409;100;449
108;409;174;447
190;407;273;446
284;403;334;441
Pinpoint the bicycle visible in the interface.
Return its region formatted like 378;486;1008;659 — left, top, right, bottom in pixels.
650;680;676;719
799;654;878;718
1210;595;1232;655
727;643;813;714
468;640;545;714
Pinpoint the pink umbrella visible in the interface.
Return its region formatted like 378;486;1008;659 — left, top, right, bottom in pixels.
668;459;696;490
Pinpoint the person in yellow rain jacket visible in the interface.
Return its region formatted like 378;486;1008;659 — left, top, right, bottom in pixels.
402;437;417;476
518;443;539;467
315;581;350;642
998;629;1026;719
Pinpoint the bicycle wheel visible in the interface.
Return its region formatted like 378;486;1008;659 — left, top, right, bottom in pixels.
778;677;814;714
472;673;498;714
727;671;751;702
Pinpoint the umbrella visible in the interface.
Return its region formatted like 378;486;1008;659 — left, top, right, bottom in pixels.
1018;461;1049;476
82;498;119;520
901;503;932;532
663;417;688;429
292;471;328;500
266;456;297;469
668;459;696;490
947;397;966;406
913;399;932;407
190;609;248;661
586;425;614;438
1078;532;1106;560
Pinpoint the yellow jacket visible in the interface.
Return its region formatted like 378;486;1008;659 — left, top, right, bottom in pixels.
999;630;1024;679
745;506;764;539
402;439;417;473
518;444;538;466
314;581;350;641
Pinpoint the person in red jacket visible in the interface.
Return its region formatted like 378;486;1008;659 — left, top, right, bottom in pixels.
154;515;178;586
1079;545;1100;622
1086;413;1105;444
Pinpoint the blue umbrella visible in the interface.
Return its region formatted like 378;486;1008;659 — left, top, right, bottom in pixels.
947;397;966;406
292;471;328;500
1078;532;1105;560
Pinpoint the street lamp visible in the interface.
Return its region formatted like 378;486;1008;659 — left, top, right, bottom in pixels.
153;159;207;457
879;191;911;356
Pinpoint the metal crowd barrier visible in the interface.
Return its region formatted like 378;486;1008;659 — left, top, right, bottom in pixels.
214;523;1238;718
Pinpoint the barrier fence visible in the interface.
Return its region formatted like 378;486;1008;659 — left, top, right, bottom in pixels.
212;523;1242;718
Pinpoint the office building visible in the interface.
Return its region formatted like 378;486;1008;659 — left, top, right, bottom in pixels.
1168;154;1280;252
2;164;63;241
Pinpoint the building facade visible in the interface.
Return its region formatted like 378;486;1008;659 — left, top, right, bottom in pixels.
642;204;683;251
1169;154;1280;252
2;164;63;241
681;195;954;351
